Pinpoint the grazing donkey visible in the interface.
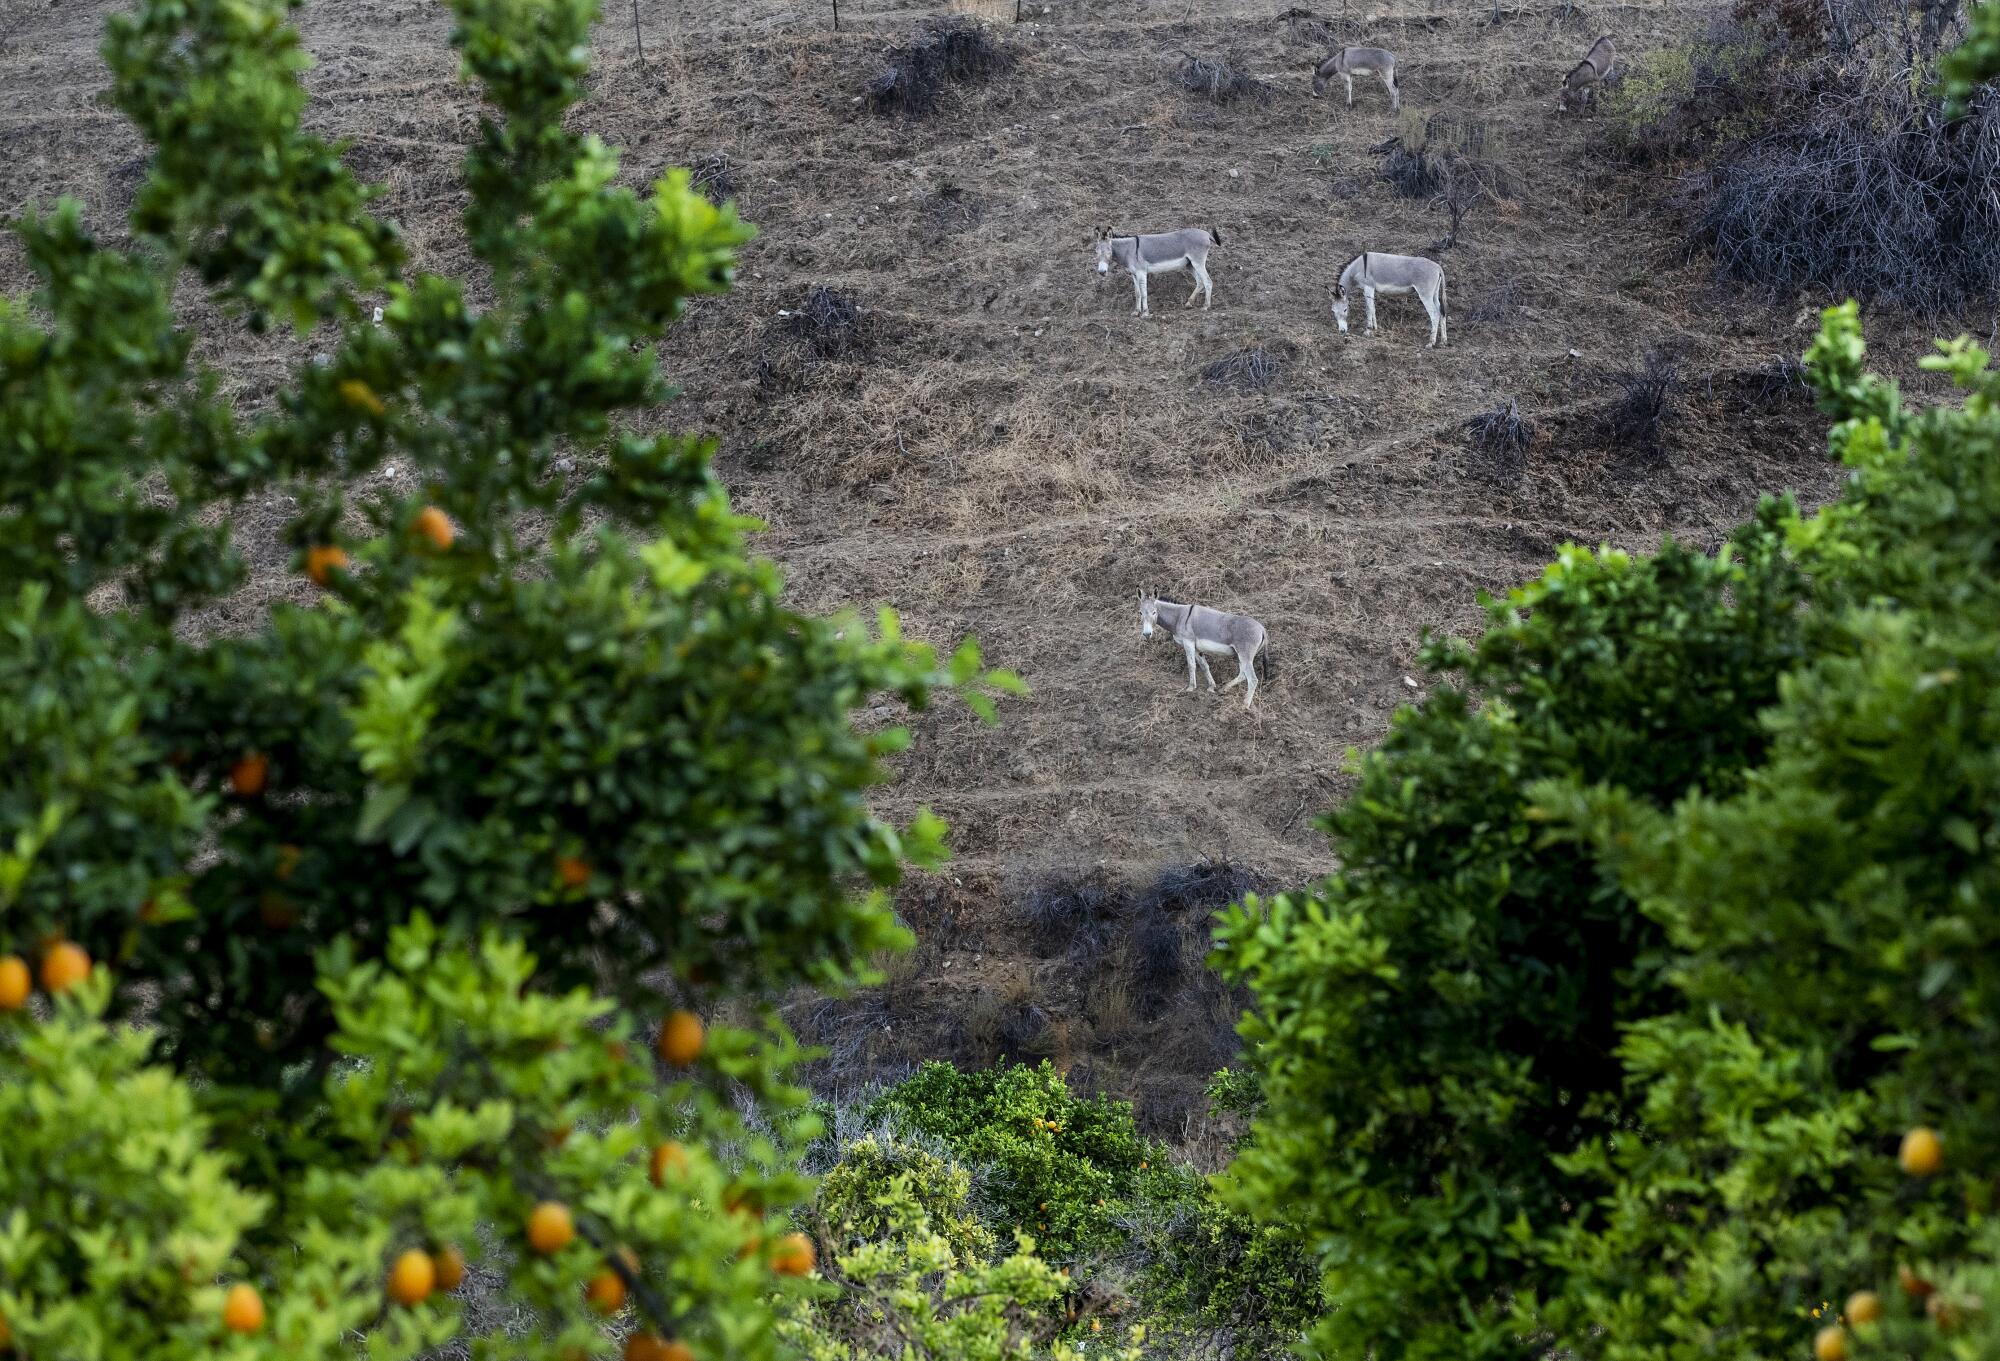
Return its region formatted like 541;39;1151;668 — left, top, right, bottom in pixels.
1330;251;1448;348
1559;34;1614;112
1094;227;1221;317
1139;591;1270;710
1311;46;1400;112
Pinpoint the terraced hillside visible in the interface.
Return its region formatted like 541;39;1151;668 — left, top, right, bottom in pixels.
1;0;1919;1129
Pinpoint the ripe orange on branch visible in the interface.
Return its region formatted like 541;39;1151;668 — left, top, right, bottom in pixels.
229;753;269;797
585;1268;627;1314
1813;1325;1847;1361
388;1249;437;1306
555;855;592;889
1899;1127;1944;1177
222;1283;266;1334
657;1010;705;1066
527;1201;575;1255
303;545;349;587
1846;1291;1882;1325
40;941;91;994
0;956;29;1010
412;505;455;550
771;1232;816;1277
434;1245;466;1291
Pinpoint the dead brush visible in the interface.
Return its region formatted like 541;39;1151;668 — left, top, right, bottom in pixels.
1178;51;1272;106
687;152;734;204
785;285;869;361
1377;112;1512;247
1201;342;1295;393
1602;349;1679;455
1465;398;1535;482
867;17;1016;118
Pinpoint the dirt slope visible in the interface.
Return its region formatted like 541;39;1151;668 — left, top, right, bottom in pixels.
1;0;1909;1126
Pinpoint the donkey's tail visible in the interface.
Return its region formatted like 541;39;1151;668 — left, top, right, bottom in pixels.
1210;224;1224;247
1258;640;1276;683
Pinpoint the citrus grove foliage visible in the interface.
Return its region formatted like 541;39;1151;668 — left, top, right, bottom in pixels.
1215;304;2000;1360
1213;509;1811;1358
784;1135;1138;1361
0;0;1015;1352
867;1061;1167;1258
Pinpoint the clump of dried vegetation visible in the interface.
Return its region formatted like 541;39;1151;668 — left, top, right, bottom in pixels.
1376;111;1512;248
1201;343;1295;393
867;18;1016;118
786;285;870;361
1609;0;2000;314
1178;52;1271;106
1465;397;1536;482
687;151;734;204
1602;349;1679;456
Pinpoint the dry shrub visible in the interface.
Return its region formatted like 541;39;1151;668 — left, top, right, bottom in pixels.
1377;112;1511;247
786;285;869;360
1018;868;1119;963
687;151;734;204
867;18;1015;119
1139;859;1263;916
1602;350;1678;456
1178;52;1271;106
1275;6;1350;49
1699;89;2000;316
1201;343;1295;393
1465;398;1535;483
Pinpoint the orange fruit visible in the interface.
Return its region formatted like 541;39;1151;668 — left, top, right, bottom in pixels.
229;752;269;797
40;941;90;994
1899;1264;1936;1298
412;506;455;550
771;1232;815;1277
585;1268;627;1314
0;955;29;1010
527;1200;575;1255
1846;1290;1882;1325
1900;1127;1944;1177
556;855;592;889
275;844;301;880
434;1245;466;1291
650;1140;690;1186
1812;1325;1847;1361
545;1123;574;1149
388;1249;436;1307
657;1010;705;1066
304;545;349;587
624;1337;665;1361
659;1341;694;1361
222;1282;266;1334
1926;1293;1962;1330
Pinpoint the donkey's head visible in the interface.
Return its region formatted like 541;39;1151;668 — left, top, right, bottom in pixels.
1329;284;1351;334
1310;66;1328;98
1138;590;1161;638
1093;230;1115;275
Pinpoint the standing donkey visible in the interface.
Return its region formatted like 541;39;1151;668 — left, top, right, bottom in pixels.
1094;227;1221;317
1559;34;1614;112
1330;251;1448;348
1311;46;1400;111
1139;591;1271;710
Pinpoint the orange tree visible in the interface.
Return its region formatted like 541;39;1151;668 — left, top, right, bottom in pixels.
1211;301;2000;1355
0;0;1014;1354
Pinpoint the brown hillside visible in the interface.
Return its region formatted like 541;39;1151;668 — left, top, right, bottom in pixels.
0;0;1934;1131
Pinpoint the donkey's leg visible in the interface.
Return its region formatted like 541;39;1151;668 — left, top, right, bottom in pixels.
1235;647;1258;708
1192;258;1213;309
1344;73;1354;106
1180;640;1200;692
1131;270;1145;316
1185;259;1202;308
1364;287;1379;336
1422;289;1441;349
1385;72;1400;112
1197;652;1218;693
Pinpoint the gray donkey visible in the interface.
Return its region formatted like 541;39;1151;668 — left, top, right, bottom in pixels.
1139;591;1270;710
1330;251;1448;348
1312;46;1400;111
1559;34;1614;112
1094;227;1221;317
